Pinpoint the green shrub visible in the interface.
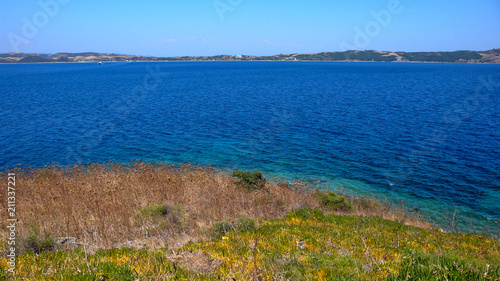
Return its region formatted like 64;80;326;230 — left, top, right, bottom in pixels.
212;218;256;239
139;204;171;218
137;204;187;235
25;224;55;254
232;170;266;190
213;221;233;238
315;191;354;212
237;218;256;232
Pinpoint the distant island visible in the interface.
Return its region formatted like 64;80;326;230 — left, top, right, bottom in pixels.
1;49;499;63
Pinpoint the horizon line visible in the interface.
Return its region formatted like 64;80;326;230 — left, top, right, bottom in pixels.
3;48;499;58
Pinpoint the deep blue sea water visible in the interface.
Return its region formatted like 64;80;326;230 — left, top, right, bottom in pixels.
1;61;499;231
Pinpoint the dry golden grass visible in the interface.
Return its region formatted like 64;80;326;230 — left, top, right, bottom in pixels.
0;162;432;254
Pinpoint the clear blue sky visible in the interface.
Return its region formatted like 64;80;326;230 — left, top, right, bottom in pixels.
1;0;499;56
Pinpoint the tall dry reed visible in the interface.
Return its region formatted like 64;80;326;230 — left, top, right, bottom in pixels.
0;161;432;253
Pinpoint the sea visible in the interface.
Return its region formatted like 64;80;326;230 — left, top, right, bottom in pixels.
1;61;499;232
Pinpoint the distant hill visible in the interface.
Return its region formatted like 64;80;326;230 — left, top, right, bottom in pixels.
0;52;150;63
1;49;499;63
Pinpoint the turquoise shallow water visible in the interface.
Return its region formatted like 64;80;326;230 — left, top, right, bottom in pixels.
0;61;499;232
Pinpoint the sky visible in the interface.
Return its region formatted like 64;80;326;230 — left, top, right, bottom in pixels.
0;0;499;56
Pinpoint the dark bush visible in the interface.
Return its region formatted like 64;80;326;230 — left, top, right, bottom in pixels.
25;224;55;254
232;170;266;190
315;191;354;212
139;204;171;218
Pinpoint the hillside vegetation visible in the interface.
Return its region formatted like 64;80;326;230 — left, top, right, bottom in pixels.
0;162;499;280
1;49;499;63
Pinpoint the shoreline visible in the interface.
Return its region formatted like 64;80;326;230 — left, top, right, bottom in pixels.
1;60;499;65
0;161;499;279
2;48;498;64
1;160;496;234
0;161;495;234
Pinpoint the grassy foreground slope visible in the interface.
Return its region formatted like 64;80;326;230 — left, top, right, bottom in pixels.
0;162;499;280
1;209;499;280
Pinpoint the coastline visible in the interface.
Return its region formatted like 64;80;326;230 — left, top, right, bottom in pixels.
1;60;499;65
2;48;498;64
0;162;498;279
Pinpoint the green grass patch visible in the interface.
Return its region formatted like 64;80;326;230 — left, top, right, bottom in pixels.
315;190;354;212
212;218;256;239
388;251;500;280
136;203;188;235
139;204;171;218
24;224;55;254
232;169;266;190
